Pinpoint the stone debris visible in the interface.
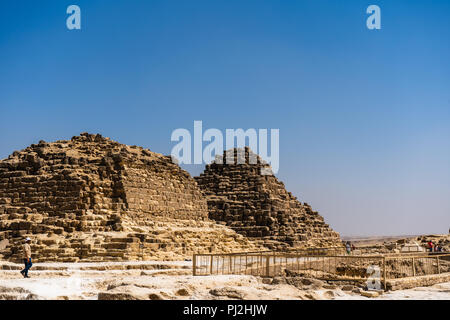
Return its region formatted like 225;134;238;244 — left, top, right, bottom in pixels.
98;285;164;300
284;277;324;290
387;273;450;291
341;285;356;291
195;147;341;249
360;290;380;298
0;286;40;300
175;288;190;296
209;287;246;299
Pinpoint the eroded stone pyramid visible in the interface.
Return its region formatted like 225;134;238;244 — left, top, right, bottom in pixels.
195;148;342;249
0;134;261;262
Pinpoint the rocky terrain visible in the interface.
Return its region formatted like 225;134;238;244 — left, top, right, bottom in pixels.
0;260;448;300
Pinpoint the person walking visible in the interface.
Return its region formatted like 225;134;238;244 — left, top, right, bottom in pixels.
20;237;32;278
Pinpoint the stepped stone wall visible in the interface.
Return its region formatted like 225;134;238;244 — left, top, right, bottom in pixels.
0;133;207;222
0;134;261;262
195;148;342;249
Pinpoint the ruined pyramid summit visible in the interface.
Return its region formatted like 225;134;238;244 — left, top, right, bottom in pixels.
0;133;260;262
195;147;341;249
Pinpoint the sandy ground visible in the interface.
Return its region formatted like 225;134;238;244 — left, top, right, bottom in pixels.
1;261;449;300
334;282;450;300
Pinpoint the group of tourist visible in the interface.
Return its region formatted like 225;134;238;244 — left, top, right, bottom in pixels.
345;241;355;254
343;240;445;254
426;240;444;252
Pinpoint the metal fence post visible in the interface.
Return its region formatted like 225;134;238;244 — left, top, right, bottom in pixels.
210;255;214;275
193;254;197;276
412;257;416;277
245;254;248;274
437;256;440;274
382;257;386;291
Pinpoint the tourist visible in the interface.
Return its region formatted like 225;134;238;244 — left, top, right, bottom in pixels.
20;237;32;278
346;241;351;255
427;241;434;252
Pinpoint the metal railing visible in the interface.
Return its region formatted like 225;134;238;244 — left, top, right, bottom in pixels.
193;252;383;279
193;250;450;290
384;253;450;279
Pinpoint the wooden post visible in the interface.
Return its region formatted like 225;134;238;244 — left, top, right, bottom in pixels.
382;257;387;291
193;254;197;276
412;257;416;277
222;256;224;274
245;254;248;274
322;256;325;276
437;256;440;274
210;255;214;275
239;255;242;274
265;255;270;277
260;255;263;275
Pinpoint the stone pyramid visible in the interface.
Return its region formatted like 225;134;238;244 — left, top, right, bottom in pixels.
195;147;341;249
0;134;261;262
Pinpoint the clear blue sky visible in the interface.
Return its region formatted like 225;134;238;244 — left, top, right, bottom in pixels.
1;1;449;237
